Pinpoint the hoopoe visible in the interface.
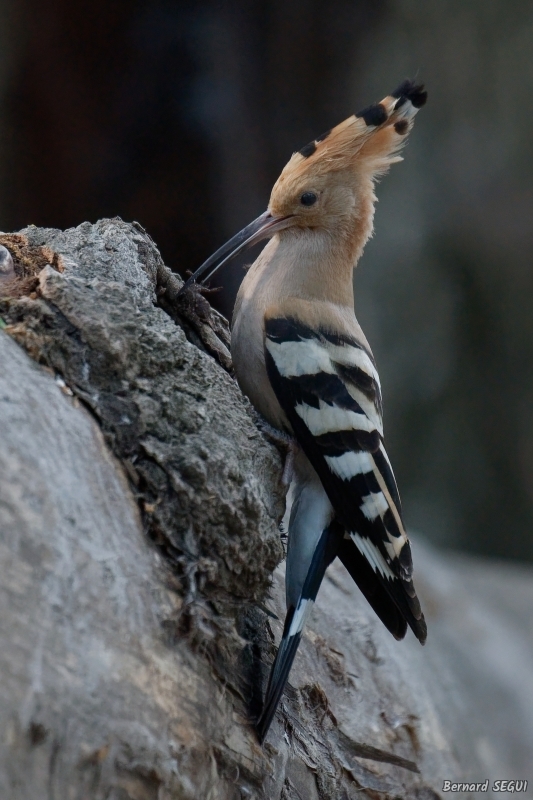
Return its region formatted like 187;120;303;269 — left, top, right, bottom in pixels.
179;80;427;742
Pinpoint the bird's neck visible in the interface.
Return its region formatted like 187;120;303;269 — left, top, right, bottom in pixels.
250;227;361;308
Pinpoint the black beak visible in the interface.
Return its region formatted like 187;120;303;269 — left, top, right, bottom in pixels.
177;210;292;296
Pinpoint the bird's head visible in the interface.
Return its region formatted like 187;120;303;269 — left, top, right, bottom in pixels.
178;80;426;294
267;170;355;235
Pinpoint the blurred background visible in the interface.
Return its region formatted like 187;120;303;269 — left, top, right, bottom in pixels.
1;0;532;563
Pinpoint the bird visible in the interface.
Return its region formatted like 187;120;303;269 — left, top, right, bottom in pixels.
178;79;428;743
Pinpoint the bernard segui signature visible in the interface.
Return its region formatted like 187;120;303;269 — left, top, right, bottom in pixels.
442;781;528;793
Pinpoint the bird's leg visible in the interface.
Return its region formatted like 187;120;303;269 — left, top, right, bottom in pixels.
254;412;292;447
281;441;298;486
253;412;298;485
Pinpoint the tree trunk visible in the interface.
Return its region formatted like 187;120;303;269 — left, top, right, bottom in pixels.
0;220;531;799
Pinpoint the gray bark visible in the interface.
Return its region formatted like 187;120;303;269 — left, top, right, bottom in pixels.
0;220;531;799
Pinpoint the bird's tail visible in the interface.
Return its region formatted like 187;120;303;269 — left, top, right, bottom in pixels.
256;521;343;743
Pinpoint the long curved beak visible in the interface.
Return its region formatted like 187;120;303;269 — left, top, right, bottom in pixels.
177;210;292;296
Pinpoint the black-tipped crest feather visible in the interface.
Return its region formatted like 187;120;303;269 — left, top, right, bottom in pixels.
391;79;427;109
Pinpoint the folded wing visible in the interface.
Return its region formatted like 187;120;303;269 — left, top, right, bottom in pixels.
264;314;426;643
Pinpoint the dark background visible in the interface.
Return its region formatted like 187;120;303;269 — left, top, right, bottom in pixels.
2;0;533;563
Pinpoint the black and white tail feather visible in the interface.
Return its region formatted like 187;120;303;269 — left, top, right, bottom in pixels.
257;312;427;741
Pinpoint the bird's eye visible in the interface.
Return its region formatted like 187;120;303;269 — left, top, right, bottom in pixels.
300;191;318;206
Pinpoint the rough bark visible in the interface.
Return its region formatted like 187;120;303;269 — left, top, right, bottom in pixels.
0;220;532;799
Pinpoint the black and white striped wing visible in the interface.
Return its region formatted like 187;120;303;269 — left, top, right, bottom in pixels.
264;315;426;643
